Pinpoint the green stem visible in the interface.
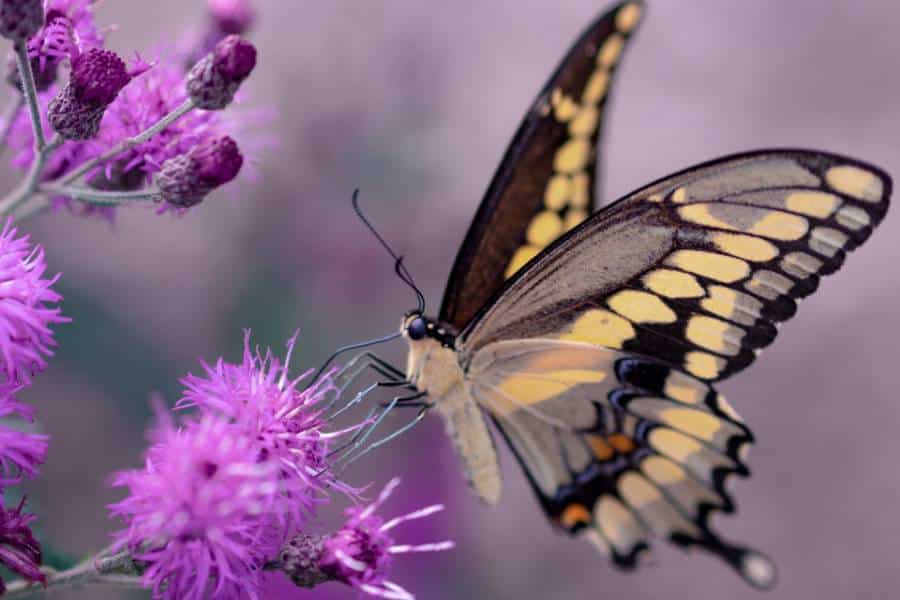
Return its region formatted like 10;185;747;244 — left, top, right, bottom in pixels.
56;97;196;186
3;550;142;598
37;184;161;205
13;42;45;151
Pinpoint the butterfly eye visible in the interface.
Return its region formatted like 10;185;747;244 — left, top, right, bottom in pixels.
407;318;427;340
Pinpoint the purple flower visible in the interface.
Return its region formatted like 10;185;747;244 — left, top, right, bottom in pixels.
0;218;66;385
0;384;47;482
319;478;453;599
186;35;256;110
208;0;255;36
0;0;43;44
6;0;103;91
110;412;282;600
178;332;359;529
48;48;132;140
157;135;243;207
0;498;44;593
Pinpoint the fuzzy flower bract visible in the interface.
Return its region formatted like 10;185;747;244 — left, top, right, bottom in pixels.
0;218;66;385
110;413;282;600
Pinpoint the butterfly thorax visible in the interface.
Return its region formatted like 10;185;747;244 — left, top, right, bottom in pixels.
401;313;502;504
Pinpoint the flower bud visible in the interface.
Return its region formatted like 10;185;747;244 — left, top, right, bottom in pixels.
6;11;73;92
157;136;243;207
0;0;43;44
47;48;131;140
186;34;256;110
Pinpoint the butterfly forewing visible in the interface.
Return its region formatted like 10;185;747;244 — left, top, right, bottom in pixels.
439;1;644;330
459;150;891;383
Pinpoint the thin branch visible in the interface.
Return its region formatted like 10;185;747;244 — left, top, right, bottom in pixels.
37;184;161;205
56;97;196;186
3;550;140;598
13;42;45;151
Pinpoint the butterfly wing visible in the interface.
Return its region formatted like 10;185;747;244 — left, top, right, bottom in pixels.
459;150;891;382
467;338;774;588
458;149;889;584
439;1;644;330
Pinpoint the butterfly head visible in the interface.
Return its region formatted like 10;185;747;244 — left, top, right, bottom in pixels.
401;311;456;347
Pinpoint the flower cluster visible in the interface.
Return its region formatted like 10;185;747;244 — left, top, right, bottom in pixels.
111;333;449;600
3;0;259;219
0;217;67;589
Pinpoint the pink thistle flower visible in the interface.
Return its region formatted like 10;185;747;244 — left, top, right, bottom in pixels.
0;218;66;385
110;412;282;600
319;478;453;599
178;332;362;530
0;498;45;593
0;383;48;482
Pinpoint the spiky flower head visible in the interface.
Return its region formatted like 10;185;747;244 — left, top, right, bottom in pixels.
0;498;44;593
0;0;43;43
48;47;131;139
0;384;47;482
0;218;66;385
208;0;255;36
186;35;256;110
110;412;282;600
7;0;104;91
157;135;243;207
317;478;453;599
178;332;358;529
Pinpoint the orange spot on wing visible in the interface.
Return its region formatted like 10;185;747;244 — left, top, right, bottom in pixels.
560;503;592;530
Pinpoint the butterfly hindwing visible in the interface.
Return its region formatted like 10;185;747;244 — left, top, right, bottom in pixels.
439;1;644;330
459;150;891;383
467;339;776;588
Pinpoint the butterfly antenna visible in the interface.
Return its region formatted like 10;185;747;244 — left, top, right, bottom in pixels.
352;189;426;313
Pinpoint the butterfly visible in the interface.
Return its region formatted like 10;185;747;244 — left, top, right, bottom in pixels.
367;0;891;589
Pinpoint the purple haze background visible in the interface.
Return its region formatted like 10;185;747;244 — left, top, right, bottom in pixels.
5;1;900;598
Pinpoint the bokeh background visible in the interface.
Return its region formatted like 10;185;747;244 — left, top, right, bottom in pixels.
5;1;900;598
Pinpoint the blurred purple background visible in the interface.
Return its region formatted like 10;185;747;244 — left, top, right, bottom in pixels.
6;1;900;598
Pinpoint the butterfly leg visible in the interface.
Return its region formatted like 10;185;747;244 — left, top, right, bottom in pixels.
341;403;432;466
329;390;427;463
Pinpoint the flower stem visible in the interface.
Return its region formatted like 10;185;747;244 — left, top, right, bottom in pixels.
3;550;142;598
13;42;45;152
0;135;63;216
37;184;162;205
56;97;196;186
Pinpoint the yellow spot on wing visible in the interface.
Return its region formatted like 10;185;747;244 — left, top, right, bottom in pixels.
607;290;677;324
785;191;840;218
504;244;541;278
666;250;750;283
684;351;725;379
615;3;643;33
826;165;883;203
685;315;745;356
664;375;705;405
595;495;644;551
641;455;685;485
526;211;564;246
569;105;599;137
554;138;591;174
748;209;809;240
551;89;580;122
648;428;703;463
643;269;705;299
544;175;571;210
671;187;688;203
711;232;779;262
582;70;610;104
560;309;635;349
658;407;722;441
597;34;625;67
678;204;808;240
700;285;762;326
564;208;588;231
618;472;662;507
570;173;590;208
